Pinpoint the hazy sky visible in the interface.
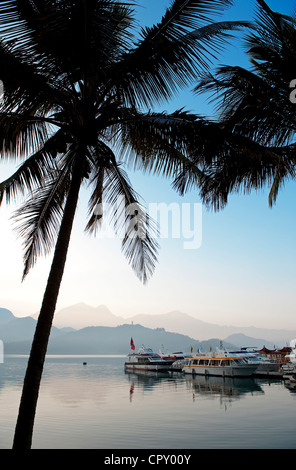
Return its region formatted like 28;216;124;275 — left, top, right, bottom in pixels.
0;0;296;330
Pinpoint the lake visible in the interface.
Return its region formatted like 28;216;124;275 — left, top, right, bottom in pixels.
0;355;295;449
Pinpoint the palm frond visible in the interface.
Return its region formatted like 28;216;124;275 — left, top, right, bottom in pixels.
196;62;296;147
196;132;295;211
0;127;70;206
118;108;205;176
0;112;50;159
107;0;248;107
13;154;72;279
85;167;105;236
7;0;136;81
102;161;159;284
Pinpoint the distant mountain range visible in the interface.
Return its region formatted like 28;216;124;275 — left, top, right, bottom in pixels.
50;302;295;345
1;304;295;355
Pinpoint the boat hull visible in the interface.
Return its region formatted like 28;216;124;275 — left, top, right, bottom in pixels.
253;363;283;377
183;365;257;377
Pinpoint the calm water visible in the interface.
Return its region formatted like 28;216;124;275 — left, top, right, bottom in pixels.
0;355;296;449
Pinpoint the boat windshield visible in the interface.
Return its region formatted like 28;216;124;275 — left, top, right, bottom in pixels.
233;358;248;365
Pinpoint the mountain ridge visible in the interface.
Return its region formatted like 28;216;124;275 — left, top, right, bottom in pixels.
1;304;295;350
48;303;296;344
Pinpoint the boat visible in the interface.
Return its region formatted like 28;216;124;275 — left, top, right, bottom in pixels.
221;348;283;378
159;351;186;362
281;339;296;379
182;352;258;377
158;351;190;371
124;347;173;372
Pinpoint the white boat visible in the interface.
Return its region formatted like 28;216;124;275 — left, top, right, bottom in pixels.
158;351;190;371
281;339;296;379
285;339;296;364
183;352;258;377
124;347;173;372
222;348;283;377
159;351;186;362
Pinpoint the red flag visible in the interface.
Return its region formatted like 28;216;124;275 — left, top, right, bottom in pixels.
130;337;135;350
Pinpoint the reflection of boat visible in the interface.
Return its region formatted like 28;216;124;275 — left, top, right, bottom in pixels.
221;348;283;378
282;363;296;379
125;369;171;379
124;347;173;372
284;374;296;392
183;353;257;377
187;375;263;401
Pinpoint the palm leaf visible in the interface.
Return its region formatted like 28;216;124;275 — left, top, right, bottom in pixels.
13;151;73;279
85;167;105;236
107;0;248;107
0;126;71;207
100;161;159;284
118;108;204;176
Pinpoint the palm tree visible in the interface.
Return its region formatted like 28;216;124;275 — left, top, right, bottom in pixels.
0;0;247;449
193;0;296;210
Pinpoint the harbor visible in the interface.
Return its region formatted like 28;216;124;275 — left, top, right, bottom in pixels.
124;341;296;380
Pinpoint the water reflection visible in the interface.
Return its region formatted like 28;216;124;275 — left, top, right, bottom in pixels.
187;375;264;409
125;369;172;386
1;357;296;449
125;368;265;408
284;378;296;394
125;370;182;402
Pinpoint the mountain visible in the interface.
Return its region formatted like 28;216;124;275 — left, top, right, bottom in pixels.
0;308;71;343
127;310;296;345
0;308;15;324
46;303;296;345
51;303;125;329
128;311;227;340
1;303;295;354
4;323;237;356
224;334;277;350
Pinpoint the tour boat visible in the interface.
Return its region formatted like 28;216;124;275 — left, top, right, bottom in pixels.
222;348;283;377
182;352;258;377
124;347;173;372
282;340;296;379
158;351;189;371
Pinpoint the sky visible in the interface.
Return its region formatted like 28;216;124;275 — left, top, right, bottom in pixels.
0;0;296;330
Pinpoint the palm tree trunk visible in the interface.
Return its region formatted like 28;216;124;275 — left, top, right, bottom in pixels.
12;164;82;450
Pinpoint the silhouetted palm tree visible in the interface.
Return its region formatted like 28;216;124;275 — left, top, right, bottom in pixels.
0;0;247;449
194;0;296;210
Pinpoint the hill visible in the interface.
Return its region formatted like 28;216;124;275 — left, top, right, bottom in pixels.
127;310;295;344
4;323;237;355
49;303;295;345
0;308;72;343
0;308;15;324
1;304;294;355
49;303;125;329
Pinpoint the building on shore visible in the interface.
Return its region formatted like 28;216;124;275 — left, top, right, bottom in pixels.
257;346;292;363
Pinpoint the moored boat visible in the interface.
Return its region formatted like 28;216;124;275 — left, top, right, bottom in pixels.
183;352;258;377
281;339;296;379
124;347;173;372
158;351;190;371
222;348;283;378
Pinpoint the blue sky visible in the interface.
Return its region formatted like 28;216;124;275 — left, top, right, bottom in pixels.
0;0;295;330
